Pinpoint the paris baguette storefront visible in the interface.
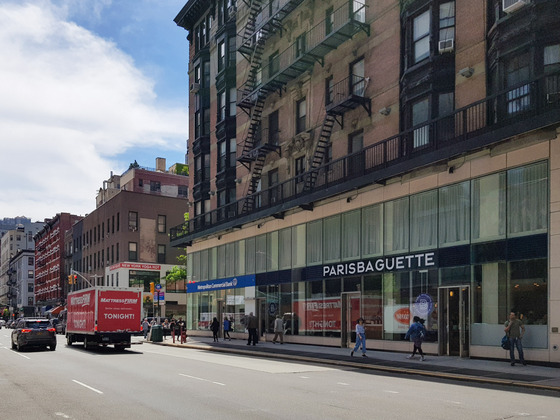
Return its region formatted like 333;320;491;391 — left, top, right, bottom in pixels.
185;157;555;362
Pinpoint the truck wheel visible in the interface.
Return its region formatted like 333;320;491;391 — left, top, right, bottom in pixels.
115;345;125;352
83;336;89;349
67;335;72;346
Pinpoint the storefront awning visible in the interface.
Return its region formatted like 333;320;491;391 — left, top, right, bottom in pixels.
46;305;65;316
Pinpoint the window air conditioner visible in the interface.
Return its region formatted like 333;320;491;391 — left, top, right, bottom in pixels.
547;92;560;104
190;83;201;93
502;0;529;14
438;39;454;54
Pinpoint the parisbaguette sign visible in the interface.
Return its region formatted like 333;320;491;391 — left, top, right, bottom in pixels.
321;251;437;278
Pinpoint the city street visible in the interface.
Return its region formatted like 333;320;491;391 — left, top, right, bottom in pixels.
0;333;558;419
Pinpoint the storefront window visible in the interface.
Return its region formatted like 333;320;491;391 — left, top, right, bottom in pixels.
363;274;383;339
245;237;256;274
382;271;410;340
278;228;292;270
256;234;267;273
217;245;226;279
209;248;217;280
306;220;323;265
292;224;306;267
507;162;548;236
410;190;438;251
323;215;341;263
362;203;382;257
472;172;506;242
439;181;470;246
200;249;209;281
267;231;279;271
225;242;235;277
235;240;246;275
342;210;361;260
384;197;409;254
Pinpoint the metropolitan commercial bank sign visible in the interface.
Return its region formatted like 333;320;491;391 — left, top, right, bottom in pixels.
312;251;438;279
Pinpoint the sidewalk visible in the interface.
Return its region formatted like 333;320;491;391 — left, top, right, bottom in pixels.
148;335;560;392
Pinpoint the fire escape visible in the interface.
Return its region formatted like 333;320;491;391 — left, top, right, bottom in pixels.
237;0;304;213
238;0;370;211
304;73;371;190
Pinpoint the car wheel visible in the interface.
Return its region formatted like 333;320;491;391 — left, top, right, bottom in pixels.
11;340;16;350
16;342;23;352
49;344;56;351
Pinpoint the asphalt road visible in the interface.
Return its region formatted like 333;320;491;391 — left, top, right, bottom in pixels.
0;332;558;419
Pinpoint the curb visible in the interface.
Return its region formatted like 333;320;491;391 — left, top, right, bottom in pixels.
150;341;560;393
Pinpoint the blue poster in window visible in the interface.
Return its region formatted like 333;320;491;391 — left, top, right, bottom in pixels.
414;293;433;319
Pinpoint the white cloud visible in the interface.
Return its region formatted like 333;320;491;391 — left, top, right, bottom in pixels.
0;1;187;221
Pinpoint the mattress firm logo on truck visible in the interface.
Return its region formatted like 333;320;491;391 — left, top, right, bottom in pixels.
70;293;91;307
100;298;138;305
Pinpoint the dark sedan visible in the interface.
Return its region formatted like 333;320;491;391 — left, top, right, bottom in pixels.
11;318;57;351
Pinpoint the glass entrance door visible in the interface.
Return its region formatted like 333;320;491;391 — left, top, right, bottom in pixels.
439;286;470;357
341;292;361;348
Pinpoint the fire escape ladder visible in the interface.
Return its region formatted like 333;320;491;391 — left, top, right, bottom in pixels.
304;114;336;190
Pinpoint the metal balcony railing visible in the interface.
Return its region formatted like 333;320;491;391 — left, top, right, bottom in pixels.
171;70;560;243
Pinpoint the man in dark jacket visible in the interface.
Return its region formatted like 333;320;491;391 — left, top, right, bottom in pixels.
246;312;258;345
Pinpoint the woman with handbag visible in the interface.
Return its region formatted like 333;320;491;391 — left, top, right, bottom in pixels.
405;316;426;361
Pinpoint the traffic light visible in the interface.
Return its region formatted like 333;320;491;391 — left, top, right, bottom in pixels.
68;275;72;284
73;275;77;284
68;274;77;284
150;282;155;295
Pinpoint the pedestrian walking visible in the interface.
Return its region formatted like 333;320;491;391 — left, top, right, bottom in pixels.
169;318;176;342
246;312;258;345
177;317;186;344
142;318;150;339
223;316;231;341
405;316;426;361
272;315;284;344
162;318;169;339
350;317;367;357
210;317;220;342
505;311;526;366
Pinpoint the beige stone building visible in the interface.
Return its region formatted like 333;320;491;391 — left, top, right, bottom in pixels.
173;0;560;363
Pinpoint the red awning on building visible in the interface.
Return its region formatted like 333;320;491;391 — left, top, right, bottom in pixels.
47;305;65;316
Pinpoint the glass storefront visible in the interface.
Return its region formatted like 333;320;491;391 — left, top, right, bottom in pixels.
185;162;549;350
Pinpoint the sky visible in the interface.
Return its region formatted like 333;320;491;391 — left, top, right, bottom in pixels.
0;0;190;222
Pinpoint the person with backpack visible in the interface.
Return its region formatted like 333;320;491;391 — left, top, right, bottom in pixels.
504;311;526;366
405;316;426;361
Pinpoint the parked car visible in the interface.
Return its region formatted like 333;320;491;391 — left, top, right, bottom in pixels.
11;318;57;351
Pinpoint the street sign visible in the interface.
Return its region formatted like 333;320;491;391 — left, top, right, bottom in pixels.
155;284;162;290
155;291;165;302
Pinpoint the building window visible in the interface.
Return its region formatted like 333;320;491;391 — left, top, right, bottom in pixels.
150;181;161;192
229;138;237;168
295;156;305;187
325;6;334;35
296;97;306;133
544;44;560;73
157;245;166;264
295;33;307;57
218;40;226;72
28;270;33;279
268;110;279;145
351;58;365;96
218;140;227;172
439;2;455;44
505;53;531;115
228;87;237;117
157;215;166;233
413;10;430;63
412;97;430;148
28;257;34;265
128;211;138;231
28;283;34;293
228;36;236;67
268;169;279;205
325;76;334;105
179;185;188;197
269;50;279;78
218;90;226;122
128;242;137;261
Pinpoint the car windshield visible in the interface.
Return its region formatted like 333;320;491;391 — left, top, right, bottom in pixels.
26;321;50;329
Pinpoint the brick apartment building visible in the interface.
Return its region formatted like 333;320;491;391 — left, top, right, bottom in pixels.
172;0;560;363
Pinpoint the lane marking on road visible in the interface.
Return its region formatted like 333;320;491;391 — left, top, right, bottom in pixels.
179;373;225;386
72;380;103;394
54;412;72;419
14;352;31;359
337;382;350;386
383;390;399;394
299;376;310;379
444;400;463;405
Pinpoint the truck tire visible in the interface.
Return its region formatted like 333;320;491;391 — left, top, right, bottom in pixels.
115;345;125;352
83;336;89;349
67;335;73;346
